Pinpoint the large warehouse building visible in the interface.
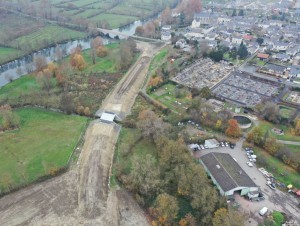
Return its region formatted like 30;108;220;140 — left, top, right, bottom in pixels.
200;152;258;196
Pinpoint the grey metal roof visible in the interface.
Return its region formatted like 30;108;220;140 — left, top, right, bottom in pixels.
200;152;257;192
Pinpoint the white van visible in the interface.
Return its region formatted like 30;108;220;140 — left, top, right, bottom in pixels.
259;207;268;216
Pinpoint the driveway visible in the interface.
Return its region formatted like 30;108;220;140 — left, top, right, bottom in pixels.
194;140;300;225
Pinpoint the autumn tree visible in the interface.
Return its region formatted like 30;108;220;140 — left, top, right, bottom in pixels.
161;6;173;25
179;213;197;226
178;0;202;20
0;105;20;131
225;119;241;138
96;46;108;58
135;26;144;36
291;118;300;136
247;126;264;146
212;208;245;226
128;154;162;197
90;37;103;64
70;53;86;71
264;138;281;155
137;109;169;141
151;193;179;225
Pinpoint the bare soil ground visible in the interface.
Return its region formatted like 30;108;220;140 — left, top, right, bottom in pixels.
0;41;162;226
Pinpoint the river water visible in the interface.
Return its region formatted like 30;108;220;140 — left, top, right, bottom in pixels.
0;19;145;88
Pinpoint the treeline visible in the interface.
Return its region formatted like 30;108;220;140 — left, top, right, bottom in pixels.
247;125;300;173
116;107;245;225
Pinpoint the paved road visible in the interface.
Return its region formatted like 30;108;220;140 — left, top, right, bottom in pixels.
0;41;161;226
277;140;300;145
194;140;300;225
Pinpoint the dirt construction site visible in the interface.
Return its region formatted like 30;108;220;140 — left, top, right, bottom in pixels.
0;41;162;226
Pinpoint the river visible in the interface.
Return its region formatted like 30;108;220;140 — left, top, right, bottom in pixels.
0;19;145;88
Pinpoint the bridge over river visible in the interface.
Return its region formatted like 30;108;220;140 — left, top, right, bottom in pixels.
97;28;164;43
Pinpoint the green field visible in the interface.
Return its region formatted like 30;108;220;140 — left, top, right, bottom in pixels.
0;47;22;64
10;25;86;51
0;108;88;192
259;121;300;142
90;14;139;29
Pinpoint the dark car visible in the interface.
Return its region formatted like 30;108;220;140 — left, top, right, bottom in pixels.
230;143;235;149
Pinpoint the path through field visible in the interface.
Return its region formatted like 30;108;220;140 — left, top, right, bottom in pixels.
0;41;161;226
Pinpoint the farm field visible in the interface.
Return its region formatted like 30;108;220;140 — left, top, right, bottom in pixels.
0;108;88;193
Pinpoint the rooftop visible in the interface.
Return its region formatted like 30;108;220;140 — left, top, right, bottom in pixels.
200;152;257;192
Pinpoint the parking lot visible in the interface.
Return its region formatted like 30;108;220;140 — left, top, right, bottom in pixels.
212;71;281;106
193;139;300;225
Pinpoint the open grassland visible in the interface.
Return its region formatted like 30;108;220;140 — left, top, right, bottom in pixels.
0;47;22;64
90;14;139;29
10;25;86;51
259;121;300;142
0;108;88;193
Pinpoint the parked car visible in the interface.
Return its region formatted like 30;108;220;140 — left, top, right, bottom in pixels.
220;142;225;147
204;145;208;149
259;207;268;216
230;143;235;149
225;142;229;147
266;181;276;190
247;162;253;167
200;145;205;150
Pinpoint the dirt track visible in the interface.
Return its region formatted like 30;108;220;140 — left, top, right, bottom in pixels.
0;42;161;226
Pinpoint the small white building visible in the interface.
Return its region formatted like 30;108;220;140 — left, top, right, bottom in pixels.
205;139;220;149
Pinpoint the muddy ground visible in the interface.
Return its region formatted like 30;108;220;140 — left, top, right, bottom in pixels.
0;42;162;226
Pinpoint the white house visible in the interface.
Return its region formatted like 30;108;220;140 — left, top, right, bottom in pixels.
231;33;243;45
205;139;219;149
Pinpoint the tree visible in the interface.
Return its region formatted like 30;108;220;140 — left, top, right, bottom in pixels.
237;42;248;59
137;109;169;141
225;119;241;138
212;208;245;226
238;9;244;16
34;55;47;72
96;46;108;58
1;108;20;131
209;50;224;62
128;154;162;197
291;118;300;136
232;9;237;17
152;193;179;225
264;138;281;155
135;26;144;36
199;86;212;99
272;211;284;226
247;126;264;146
70;53;86;71
90;37;103;64
60;93;74;114
179;213;197;226
161;6;172;25
180;12;185;25
260;102;280;124
256;37;264;45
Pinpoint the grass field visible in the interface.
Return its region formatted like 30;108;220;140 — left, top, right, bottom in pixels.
259;121;300;142
254;146;300;188
150;82;192;113
10;25;86;51
0;47;22;64
279;105;296;119
0;108;88;192
90;13;139;29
